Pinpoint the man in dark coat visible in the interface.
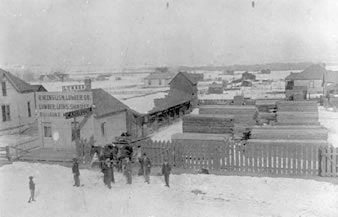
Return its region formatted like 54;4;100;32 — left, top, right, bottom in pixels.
123;157;132;184
28;176;35;203
108;158;115;185
162;160;171;187
101;159;109;187
142;153;152;184
137;146;144;176
72;158;80;187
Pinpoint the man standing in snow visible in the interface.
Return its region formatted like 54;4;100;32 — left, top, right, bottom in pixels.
143;153;152;184
72;158;80;187
123;157;132;184
28;176;35;203
162;160;171;187
136;146;143;176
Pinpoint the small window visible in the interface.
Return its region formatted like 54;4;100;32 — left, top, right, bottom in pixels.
27;101;31;117
159;79;162;85
43;123;52;137
148;80;151;85
101;122;105;136
71;121;80;141
1;81;7;96
1;105;10;122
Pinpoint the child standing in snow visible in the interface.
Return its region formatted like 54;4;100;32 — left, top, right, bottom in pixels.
123;157;132;184
28;176;35;203
162;160;171;187
72;158;80;187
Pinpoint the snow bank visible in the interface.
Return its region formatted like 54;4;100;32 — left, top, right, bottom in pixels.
1;162;337;217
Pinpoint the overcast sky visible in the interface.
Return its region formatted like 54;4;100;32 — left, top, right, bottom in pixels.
0;0;338;69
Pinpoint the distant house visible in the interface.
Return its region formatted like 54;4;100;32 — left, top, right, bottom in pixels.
54;72;70;82
143;72;175;87
39;74;60;82
208;82;223;94
242;71;256;81
285;64;326;94
39;72;70;82
241;80;252;87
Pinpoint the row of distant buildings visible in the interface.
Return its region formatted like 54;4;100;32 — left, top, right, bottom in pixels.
285;64;338;99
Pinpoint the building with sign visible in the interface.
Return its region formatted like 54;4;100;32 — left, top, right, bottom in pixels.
35;87;143;150
36;91;94;149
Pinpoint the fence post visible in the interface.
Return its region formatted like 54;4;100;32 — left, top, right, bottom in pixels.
6;146;11;161
318;147;322;176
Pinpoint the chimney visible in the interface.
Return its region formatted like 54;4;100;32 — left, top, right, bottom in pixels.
84;78;92;90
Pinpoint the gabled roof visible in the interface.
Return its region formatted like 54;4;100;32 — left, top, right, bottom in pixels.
144;72;175;80
92;88;130;118
30;84;47;92
285;64;325;80
0;68;45;93
324;70;338;83
169;71;198;85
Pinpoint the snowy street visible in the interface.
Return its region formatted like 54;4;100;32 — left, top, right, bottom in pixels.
1;162;337;217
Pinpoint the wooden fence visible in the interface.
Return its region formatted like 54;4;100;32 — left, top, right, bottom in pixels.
139;140;338;177
320;146;338;177
0;146;10;160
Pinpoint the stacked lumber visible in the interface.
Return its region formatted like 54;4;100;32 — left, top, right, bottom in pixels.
255;99;277;112
251;127;328;140
246;139;327;146
199;105;257;125
233;124;252;139
182;114;234;134
172;133;232;147
276;112;319;125
276;101;318;112
233;95;244;105
276;100;319;125
172;133;232;141
257;112;277;124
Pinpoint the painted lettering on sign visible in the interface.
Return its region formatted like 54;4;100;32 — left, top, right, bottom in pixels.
64;107;93;119
36;92;93;118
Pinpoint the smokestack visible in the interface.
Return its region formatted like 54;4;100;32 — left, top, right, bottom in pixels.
84;78;92;90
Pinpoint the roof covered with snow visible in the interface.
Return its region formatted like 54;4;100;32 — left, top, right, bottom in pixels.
285;64;326;80
144;72;176;80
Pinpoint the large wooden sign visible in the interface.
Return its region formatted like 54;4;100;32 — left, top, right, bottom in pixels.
64;107;93;119
36;92;93;118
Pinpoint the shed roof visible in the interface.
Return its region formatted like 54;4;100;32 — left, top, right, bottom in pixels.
144;72;175;80
149;89;193;113
0;68;46;93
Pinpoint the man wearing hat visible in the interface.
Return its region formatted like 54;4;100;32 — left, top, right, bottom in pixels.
28;176;35;203
72;158;80;187
162;159;171;187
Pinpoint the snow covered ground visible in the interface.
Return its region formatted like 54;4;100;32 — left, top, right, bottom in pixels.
0;162;337;217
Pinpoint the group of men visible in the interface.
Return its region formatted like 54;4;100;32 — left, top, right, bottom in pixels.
71;151;172;188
